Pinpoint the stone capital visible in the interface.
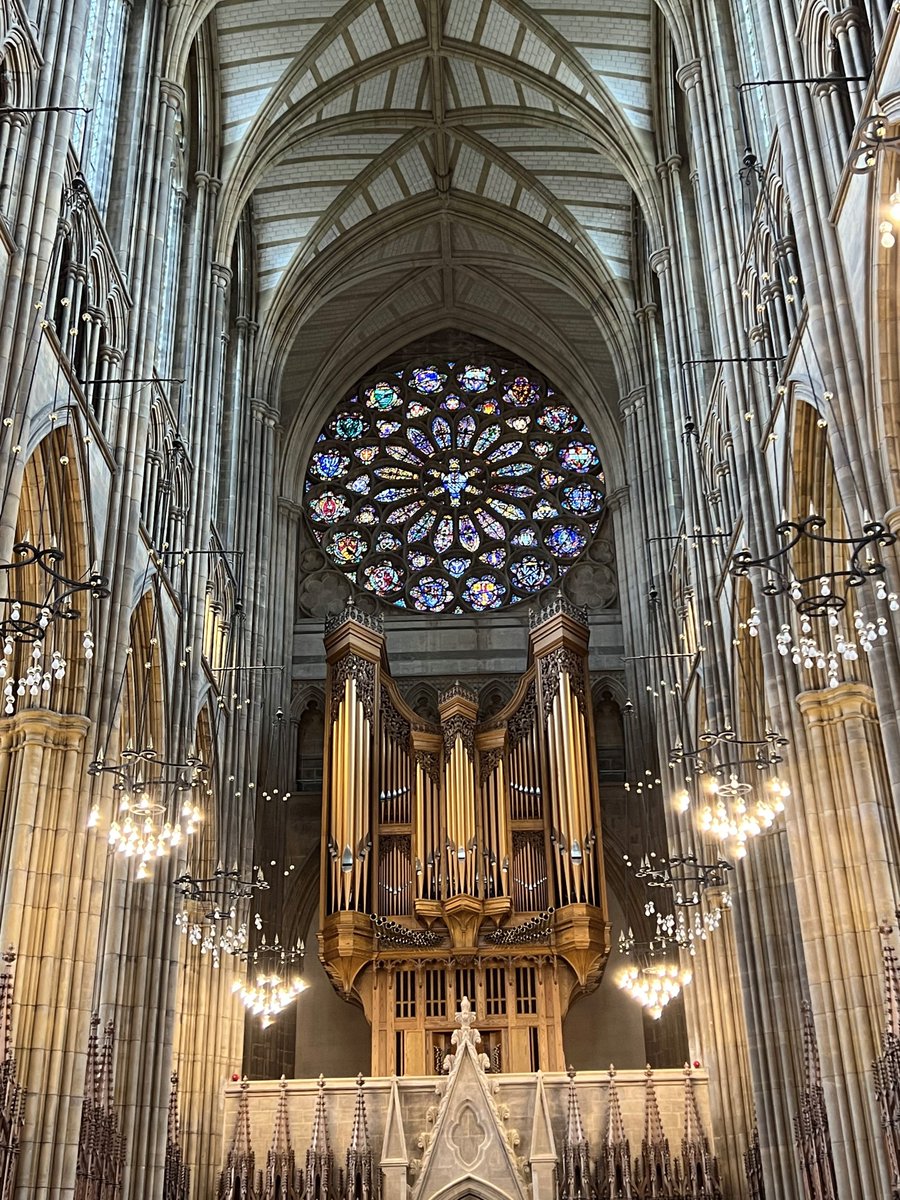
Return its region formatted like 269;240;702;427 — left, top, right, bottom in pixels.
159;79;186;111
648;247;670;276
211;262;232;289
0;709;91;751
619;387;646;418
676;59;703;93
796;680;878;723
605;486;630;514
250;398;280;425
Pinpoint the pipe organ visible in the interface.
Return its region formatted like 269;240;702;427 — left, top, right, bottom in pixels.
319;598;610;1075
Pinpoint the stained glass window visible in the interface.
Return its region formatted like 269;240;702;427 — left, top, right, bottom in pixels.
304;356;605;612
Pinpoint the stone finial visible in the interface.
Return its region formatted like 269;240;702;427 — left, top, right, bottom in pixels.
634;1065;673;1196
346;1074;377;1200
304;1076;333;1200
679;1066;722;1199
263;1076;297;1200
0;949;24;1200
560;1066;596;1200
164;1072;190;1200
599;1065;631;1197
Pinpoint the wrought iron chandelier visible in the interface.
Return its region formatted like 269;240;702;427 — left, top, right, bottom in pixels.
733;512;898;690
88;744;206;879
668;726;790;857
1;539;106;713
231;933;307;1028
173;862;269;967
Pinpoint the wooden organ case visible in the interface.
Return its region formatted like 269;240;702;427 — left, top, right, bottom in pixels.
318;599;611;1075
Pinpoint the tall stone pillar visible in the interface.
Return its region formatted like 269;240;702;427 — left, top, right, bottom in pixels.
790;682;895;1195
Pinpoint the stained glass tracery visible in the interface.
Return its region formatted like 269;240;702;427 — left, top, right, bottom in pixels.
304;357;605;613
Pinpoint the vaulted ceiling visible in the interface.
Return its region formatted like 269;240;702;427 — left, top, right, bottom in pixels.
170;0;670;487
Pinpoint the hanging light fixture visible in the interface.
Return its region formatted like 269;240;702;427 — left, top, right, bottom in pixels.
733;512;898;689
615;949;693;1020
1;539;106;713
668;726;790;857
88;744;206;878
232;933;307;1028
173;862;270;967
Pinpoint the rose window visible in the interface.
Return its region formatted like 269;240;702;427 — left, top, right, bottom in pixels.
304;357;605;613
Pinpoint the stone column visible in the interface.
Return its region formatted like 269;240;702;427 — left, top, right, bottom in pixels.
789;682;895;1195
0;708;101;1199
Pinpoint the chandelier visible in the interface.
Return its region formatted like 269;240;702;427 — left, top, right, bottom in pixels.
232;934;307;1028
173;862;269;967
616;956;693;1020
1;539;106;713
669;727;790;857
733;512;898;689
87;745;206;879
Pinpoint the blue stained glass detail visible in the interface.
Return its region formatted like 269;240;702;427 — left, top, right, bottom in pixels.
487;497;526;520
475;508;504;540
432;416;452;450
304;354;602;612
512;527;539;546
375;487;416;503
410;575;453;611
366;382;402;410
408;509;437;541
473;425;501;456
334;412;366;439
510;555;554;593
364;560;402;596
457;414;477;448
434;516;453;554
546;524;586;558
410;366;447;394
408;428;432;456
537;405;577;434
459;515;480;552
559;441;599;472
386;445;422;466
311;449;350;480
561;480;604;516
486;441;522;463
389;500;425;524
458;365;495;393
445;556;471;578
463;575;506;609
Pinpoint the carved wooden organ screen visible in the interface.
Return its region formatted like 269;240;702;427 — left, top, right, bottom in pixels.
318;600;610;1075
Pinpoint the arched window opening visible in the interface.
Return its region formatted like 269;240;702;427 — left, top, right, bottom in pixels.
304;356;606;613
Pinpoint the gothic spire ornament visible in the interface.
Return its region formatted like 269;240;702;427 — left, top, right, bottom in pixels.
303;1076;333;1200
874;919;900;1199
793;1003;837;1200
633;1065;675;1198
263;1077;298;1200
164;1072;190;1200
559;1066;596;1200
218;1078;259;1200
598;1066;631;1199
677;1066;722;1199
743;1127;765;1200
75;1016;126;1200
345;1074;377;1200
0;950;24;1200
